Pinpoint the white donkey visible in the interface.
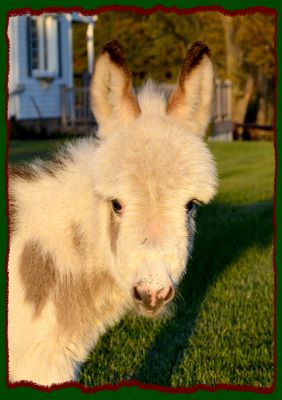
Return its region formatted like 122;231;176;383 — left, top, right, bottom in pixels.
8;40;217;386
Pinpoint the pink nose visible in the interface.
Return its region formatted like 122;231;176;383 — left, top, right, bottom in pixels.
132;282;175;312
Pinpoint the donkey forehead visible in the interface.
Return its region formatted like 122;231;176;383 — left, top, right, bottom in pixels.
94;122;217;203
109;115;206;167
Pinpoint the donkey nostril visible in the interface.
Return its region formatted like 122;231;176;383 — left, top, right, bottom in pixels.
167;286;175;302
132;285;143;302
159;286;175;304
132;284;175;308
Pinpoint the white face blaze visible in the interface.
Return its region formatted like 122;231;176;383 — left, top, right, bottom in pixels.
91;41;217;316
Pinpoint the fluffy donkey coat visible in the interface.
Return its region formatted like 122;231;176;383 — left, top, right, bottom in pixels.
8;40;217;386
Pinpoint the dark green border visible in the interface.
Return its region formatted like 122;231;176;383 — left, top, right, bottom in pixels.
1;0;280;399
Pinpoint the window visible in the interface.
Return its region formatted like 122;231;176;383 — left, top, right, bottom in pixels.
27;15;61;78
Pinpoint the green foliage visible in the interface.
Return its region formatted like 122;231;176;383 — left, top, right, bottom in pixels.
94;12;194;85
73;11;274;80
235;14;275;79
73;23;88;74
92;11;230;85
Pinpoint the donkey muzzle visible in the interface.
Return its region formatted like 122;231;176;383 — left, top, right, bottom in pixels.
131;282;175;315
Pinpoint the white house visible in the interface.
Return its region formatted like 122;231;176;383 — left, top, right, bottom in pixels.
8;13;97;133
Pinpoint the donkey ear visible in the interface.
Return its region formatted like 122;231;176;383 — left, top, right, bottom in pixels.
90;41;141;135
166;42;214;137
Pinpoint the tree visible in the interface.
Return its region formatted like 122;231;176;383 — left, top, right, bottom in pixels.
220;13;275;125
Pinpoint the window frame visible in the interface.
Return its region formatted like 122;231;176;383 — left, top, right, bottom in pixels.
27;15;62;79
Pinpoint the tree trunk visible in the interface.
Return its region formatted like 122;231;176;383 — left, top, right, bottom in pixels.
256;73;274;126
220;15;255;124
233;74;255;123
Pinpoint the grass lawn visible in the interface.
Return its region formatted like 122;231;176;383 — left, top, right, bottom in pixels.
8;139;275;388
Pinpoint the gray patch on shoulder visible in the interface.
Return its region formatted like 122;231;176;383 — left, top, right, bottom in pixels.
19;240;57;317
54;270;117;331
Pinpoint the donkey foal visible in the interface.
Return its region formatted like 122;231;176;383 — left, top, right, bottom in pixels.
8;40;217;386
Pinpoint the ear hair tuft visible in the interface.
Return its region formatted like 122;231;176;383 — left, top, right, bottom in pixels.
91;40;140;133
179;42;211;87
166;41;214;136
102;40;128;70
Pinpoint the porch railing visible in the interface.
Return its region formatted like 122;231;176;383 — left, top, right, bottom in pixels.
60;85;95;130
212;79;233;140
61;79;232;137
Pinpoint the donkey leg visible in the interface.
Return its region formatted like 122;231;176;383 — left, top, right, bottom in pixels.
9;324;80;386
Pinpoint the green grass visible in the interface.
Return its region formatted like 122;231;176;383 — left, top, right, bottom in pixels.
9;139;275;388
8;138;75;164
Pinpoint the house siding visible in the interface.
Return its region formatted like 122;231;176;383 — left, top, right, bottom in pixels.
8;14;73;121
8;17;20;118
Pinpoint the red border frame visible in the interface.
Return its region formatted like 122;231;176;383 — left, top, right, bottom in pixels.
5;4;277;395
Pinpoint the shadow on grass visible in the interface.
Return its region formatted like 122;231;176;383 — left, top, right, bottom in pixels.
131;199;274;385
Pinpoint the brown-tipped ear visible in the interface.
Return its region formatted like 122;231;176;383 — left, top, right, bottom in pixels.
167;42;214;136
90;40;141;136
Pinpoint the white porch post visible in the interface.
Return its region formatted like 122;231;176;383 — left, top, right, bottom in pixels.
87;23;94;74
87;15;98;74
66;14;74;89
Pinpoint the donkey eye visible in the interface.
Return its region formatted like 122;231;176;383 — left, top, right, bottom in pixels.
186;200;195;213
112;199;123;214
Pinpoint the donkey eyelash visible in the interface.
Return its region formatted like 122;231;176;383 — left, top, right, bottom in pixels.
186;201;195;212
185;198;202;212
